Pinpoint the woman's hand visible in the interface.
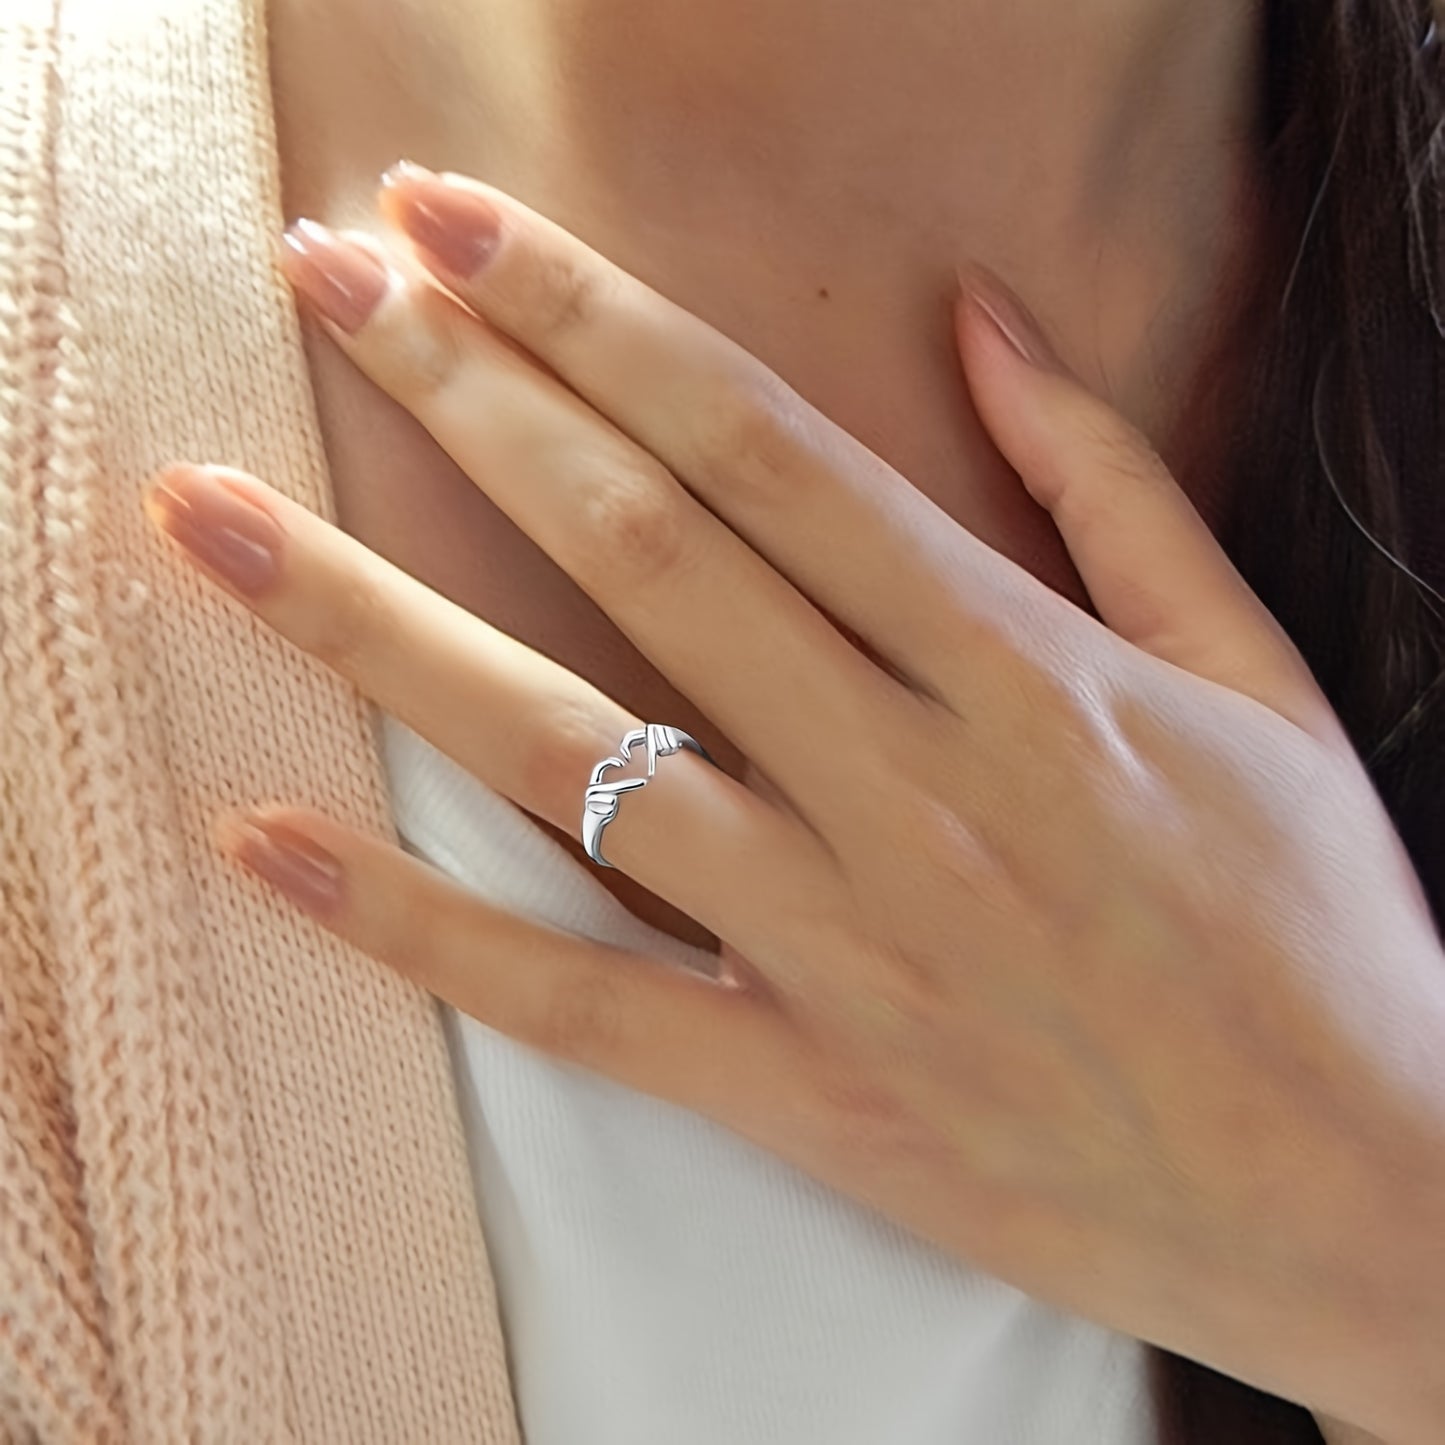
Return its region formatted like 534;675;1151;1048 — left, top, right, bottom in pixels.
144;165;1445;1444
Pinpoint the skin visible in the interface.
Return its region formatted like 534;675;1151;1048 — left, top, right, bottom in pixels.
141;173;1445;1441
266;0;1261;946
141;3;1443;1440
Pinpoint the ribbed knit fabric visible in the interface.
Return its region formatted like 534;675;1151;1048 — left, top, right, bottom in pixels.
0;1;519;1439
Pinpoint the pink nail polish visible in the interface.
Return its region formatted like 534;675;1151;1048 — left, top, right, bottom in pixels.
380;162;502;282
280;218;390;335
143;467;284;596
958;261;1064;372
222;814;345;917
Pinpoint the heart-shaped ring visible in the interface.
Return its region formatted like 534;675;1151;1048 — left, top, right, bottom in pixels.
580;725;713;868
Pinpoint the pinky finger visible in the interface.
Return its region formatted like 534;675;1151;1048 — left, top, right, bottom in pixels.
217;804;790;1120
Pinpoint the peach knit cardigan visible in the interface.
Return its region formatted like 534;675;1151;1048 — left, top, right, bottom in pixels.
0;0;521;1438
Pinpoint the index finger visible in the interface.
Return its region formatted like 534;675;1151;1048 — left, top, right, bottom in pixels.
376;163;1044;700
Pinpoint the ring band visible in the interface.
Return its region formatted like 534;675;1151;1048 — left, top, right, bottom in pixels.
581;724;713;869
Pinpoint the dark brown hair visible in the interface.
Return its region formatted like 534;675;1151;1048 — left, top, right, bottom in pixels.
1152;2;1445;1439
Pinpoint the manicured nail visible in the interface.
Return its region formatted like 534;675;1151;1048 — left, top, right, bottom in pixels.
280;218;390;335
142;466;283;596
380;160;502;281
957;262;1063;371
219;813;345;917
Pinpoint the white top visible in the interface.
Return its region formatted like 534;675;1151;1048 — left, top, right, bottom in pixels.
381;716;1160;1445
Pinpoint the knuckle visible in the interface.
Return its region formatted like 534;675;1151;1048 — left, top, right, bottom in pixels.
1071;391;1154;468
1001;664;1132;819
908;792;1034;925
809;1064;939;1173
694;375;811;503
1061;395;1174;519
904;790;992;888
532;967;626;1063
529;252;615;348
302;573;396;678
868;939;949;1030
372;880;457;987
377;286;472;403
570;458;691;593
1003;652;1104;752
518;696;620;823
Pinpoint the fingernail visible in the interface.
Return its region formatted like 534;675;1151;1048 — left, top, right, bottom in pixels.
957;262;1064;371
280;218;390;335
142;466;283;596
219;813;345;917
380;160;502;282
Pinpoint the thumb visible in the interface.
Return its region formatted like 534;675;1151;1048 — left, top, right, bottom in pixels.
953;261;1337;741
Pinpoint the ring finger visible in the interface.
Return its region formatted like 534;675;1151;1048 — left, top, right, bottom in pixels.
142;463;842;966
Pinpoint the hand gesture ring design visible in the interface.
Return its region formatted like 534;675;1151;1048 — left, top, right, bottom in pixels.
580;724;713;869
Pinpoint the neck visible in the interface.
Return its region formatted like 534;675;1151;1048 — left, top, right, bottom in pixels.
481;1;1256;239
271;0;1264;585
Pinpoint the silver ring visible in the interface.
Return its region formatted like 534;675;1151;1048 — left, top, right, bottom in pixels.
581;724;713;869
